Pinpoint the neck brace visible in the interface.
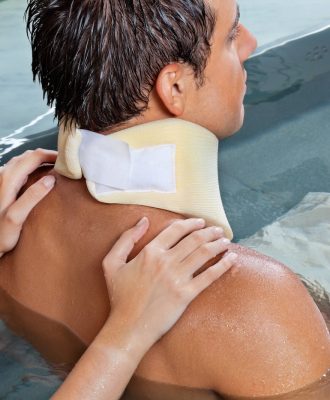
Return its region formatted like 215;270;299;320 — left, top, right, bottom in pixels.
54;118;233;239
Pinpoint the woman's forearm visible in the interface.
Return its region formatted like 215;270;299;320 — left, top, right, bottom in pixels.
52;317;151;400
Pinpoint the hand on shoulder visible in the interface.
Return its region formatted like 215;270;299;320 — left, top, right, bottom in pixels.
53;217;237;400
0;149;57;258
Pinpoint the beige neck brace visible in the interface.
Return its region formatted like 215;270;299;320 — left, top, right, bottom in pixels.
54;118;233;239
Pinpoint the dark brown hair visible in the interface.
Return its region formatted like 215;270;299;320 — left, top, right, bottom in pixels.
25;0;216;132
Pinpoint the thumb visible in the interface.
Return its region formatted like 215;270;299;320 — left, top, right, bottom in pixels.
6;175;56;226
103;217;149;271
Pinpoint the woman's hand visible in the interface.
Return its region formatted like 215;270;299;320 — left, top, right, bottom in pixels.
102;217;237;347
0;149;57;258
53;217;236;400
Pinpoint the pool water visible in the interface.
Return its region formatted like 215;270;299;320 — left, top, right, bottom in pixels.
0;320;62;400
0;1;330;399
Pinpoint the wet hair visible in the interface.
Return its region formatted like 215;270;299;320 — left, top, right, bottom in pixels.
25;0;216;132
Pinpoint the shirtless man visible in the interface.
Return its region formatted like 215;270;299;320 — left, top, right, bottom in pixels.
0;0;329;398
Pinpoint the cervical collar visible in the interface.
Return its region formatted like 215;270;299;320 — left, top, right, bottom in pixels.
54;118;233;239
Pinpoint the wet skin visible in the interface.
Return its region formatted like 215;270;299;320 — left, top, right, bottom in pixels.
0;168;329;398
0;0;329;397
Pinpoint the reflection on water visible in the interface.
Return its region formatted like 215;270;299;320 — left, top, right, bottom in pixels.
0;108;55;163
245;25;330;106
0;136;28;161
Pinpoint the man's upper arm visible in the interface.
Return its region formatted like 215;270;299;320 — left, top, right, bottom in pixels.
136;243;330;397
201;245;330;397
131;215;330;397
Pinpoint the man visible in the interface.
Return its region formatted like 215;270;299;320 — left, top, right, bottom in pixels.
0;0;329;398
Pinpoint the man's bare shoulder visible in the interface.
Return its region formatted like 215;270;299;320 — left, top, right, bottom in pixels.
135;242;330;398
0;168;184;326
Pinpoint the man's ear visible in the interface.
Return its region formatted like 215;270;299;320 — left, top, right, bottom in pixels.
155;63;188;116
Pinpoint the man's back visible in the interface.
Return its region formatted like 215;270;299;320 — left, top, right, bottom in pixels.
0;169;329;398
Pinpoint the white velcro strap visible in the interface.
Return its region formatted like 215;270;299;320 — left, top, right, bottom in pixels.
79;129;176;194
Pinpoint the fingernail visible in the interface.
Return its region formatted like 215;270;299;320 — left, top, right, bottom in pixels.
214;227;224;234
137;216;148;227
221;238;231;244
42;175;56;189
196;218;205;226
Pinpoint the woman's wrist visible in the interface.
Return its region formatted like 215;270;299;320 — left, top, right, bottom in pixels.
52;315;152;400
94;314;155;364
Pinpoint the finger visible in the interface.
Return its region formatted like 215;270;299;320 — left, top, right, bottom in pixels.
5;175;56;226
188;252;238;297
0;149;58;210
180;237;231;276
169;226;225;262
6;149;57;170
149;218;206;250
103;217;150;271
